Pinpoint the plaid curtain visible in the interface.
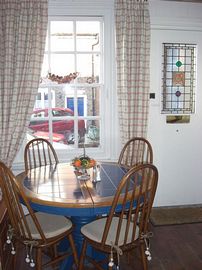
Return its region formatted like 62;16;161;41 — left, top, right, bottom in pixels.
0;0;48;166
115;0;150;146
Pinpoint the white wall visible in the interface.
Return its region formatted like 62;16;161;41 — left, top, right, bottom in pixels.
148;0;202;206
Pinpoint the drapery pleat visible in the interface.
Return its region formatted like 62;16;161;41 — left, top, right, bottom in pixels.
0;0;48;166
115;0;151;146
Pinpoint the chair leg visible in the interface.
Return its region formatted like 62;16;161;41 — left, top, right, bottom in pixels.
48;244;57;259
36;247;42;270
78;238;87;270
53;244;57;257
68;234;79;267
140;244;148;270
126;251;130;264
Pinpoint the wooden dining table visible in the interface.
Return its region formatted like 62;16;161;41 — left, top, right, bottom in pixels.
17;162;128;268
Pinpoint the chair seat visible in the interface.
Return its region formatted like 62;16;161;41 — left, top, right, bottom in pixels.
81;216;139;246
26;212;72;239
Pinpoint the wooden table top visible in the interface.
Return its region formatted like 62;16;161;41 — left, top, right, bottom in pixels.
17;162;128;212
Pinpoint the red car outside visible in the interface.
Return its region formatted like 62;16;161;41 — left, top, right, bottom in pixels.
29;108;85;144
33;131;66;144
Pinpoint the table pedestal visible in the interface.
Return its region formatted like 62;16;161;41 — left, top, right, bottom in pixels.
59;215;107;270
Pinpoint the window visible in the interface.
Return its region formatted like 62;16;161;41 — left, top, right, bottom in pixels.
162;43;196;114
27;17;105;154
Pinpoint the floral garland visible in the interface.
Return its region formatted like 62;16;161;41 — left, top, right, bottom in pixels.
48;72;79;84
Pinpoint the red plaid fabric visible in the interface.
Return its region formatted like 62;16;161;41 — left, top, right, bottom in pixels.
115;0;150;146
0;0;48;166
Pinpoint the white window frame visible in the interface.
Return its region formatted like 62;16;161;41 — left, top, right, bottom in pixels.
46;0;117;162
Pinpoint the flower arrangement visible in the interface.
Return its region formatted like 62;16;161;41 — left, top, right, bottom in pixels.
72;144;96;174
48;72;79;84
72;156;96;169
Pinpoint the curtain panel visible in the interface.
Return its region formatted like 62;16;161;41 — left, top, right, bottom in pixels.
115;0;151;146
0;0;48;167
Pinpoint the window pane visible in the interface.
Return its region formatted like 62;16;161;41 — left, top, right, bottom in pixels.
77;54;100;83
84;120;100;147
28;108;52;142
50;54;75;75
50;21;74;51
82;87;100;117
76;21;100;51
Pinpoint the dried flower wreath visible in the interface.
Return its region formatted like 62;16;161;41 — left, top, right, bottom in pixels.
48;72;79;84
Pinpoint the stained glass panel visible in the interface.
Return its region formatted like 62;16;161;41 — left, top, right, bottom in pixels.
162;43;196;114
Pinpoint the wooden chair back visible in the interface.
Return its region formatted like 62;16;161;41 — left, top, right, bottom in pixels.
100;163;158;249
118;137;153;168
0;161;79;269
24;138;59;172
0;161;47;242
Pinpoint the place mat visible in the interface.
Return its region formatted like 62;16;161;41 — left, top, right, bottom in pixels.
150;206;202;226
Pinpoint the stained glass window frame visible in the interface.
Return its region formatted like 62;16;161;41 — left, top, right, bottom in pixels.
162;43;196;115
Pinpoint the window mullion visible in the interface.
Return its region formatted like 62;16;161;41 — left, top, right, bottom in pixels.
48;87;53;144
